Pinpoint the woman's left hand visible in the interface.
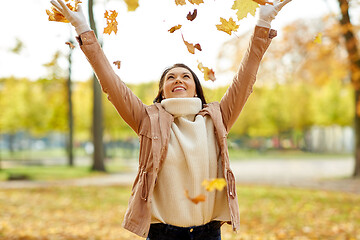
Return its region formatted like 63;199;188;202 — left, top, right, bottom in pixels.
256;0;292;28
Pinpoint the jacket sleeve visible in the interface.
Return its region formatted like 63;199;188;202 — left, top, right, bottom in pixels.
220;26;276;133
76;31;146;135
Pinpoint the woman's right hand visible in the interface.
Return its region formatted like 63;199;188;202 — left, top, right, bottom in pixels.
50;0;90;35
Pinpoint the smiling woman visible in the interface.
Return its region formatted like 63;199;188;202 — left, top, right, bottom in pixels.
49;0;292;239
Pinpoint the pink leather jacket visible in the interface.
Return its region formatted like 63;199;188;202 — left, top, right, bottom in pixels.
77;25;276;238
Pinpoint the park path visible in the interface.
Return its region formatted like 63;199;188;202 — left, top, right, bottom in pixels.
0;157;359;194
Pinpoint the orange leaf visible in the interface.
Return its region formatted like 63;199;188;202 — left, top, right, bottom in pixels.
168;24;182;33
113;61;121;69
182;34;201;54
252;0;273;5
188;0;204;5
46;0;81;23
65;41;75;49
104;10;118;35
198;62;216;82
175;0;186;5
216;17;239;35
184;190;206;204
187;9;197;21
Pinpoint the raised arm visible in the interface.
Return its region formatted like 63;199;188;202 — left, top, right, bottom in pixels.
220;0;292;132
50;0;147;134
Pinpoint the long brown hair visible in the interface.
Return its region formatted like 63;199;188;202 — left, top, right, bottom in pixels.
153;63;207;105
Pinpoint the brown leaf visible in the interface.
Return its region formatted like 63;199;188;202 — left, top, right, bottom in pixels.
103;10;118;35
184;190;206;204
187;9;197;21
113;61;121;69
168;24;182;33
182;34;201;54
65;41;75;49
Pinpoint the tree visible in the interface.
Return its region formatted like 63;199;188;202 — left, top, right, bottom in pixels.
88;0;106;172
336;0;360;177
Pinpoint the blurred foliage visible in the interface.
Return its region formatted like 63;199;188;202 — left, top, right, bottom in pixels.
0;185;359;239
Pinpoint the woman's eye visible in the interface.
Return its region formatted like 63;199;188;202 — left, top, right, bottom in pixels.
184;75;190;78
167;76;174;79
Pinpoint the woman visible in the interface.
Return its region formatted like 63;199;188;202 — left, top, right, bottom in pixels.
50;0;291;239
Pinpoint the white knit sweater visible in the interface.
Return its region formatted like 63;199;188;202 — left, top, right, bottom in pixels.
151;98;230;227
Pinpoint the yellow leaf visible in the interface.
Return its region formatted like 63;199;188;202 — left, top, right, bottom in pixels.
188;0;204;5
124;0;139;11
314;32;322;44
198;62;216;81
202;178;226;192
103;10;118;35
46;0;81;23
168;24;182;33
232;0;259;21
184;190;206;204
216;17;239;35
175;0;186;5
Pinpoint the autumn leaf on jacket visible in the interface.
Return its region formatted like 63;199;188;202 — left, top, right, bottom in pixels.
187;9;197;21
124;0;139;11
104;10;118;35
202;178;226;191
175;0;186;5
216;17;239;35
188;0;204;5
46;0;81;22
113;61;121;69
168;25;182;33
182;34;202;54
198;62;216;82
232;0;259;21
184;190;206;204
252;0;273;5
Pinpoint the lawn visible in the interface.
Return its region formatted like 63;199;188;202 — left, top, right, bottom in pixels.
0;184;359;240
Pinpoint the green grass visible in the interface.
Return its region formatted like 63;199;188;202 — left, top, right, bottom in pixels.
0;163;133;181
0;184;359;240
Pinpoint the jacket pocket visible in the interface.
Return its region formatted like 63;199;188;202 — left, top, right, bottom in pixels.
140;170;148;201
227;170;236;199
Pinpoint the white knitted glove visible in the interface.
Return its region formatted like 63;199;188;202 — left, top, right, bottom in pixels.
50;0;90;35
256;0;292;28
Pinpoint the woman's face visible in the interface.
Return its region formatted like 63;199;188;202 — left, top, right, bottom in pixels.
163;67;197;99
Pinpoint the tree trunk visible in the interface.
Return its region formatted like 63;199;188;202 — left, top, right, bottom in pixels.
337;0;360;178
67;39;74;167
88;0;106;172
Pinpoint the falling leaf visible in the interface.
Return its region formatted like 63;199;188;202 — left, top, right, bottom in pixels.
232;0;259;21
113;61;121;69
198;62;216;82
65;41;75;49
188;0;204;5
202;178;226;191
187;9;197;21
314;33;323;44
216;17;239;35
104;10;118;35
175;0;186;5
252;0;273;5
184;190;206;204
124;0;139;11
182;34;202;54
168;24;182;33
46;0;81;22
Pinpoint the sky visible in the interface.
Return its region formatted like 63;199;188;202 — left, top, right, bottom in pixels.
0;0;354;88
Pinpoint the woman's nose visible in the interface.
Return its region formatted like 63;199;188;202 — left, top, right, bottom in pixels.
175;77;183;83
